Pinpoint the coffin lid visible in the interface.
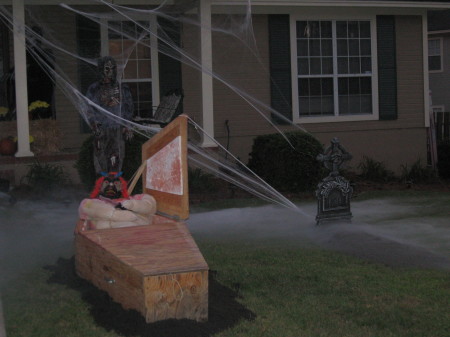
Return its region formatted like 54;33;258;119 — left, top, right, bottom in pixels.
142;115;189;220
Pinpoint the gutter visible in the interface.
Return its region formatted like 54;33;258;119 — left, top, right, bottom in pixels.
212;0;450;9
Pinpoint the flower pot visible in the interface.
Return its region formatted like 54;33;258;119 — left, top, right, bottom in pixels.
0;137;16;156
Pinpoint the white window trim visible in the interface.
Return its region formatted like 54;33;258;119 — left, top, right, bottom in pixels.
428;37;443;73
431;105;445;113
290;14;379;124
100;15;160;107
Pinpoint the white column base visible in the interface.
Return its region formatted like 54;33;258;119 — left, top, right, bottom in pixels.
15;150;34;157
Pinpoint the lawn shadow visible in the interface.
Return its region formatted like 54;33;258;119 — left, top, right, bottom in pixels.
44;257;255;337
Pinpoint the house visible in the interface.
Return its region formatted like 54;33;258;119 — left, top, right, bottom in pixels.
1;0;450;186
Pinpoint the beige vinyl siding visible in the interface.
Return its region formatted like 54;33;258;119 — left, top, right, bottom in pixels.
207;14;427;172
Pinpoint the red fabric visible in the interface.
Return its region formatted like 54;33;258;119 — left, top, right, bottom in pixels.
89;172;129;199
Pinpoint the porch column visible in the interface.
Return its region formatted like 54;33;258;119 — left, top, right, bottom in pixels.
13;0;33;157
199;0;215;147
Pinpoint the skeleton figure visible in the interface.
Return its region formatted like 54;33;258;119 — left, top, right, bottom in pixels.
86;56;134;174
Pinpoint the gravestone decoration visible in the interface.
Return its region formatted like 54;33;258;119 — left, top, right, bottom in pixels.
315;137;353;225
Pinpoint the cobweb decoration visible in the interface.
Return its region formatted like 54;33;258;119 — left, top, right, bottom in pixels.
0;1;312;213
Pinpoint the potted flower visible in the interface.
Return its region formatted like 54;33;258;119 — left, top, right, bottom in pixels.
0;136;16;156
28;100;51;120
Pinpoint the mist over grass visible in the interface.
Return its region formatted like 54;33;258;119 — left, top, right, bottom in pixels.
1;189;449;291
1;189;449;336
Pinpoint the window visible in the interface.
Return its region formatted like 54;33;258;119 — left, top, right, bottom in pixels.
428;38;442;72
293;19;376;122
102;19;158;119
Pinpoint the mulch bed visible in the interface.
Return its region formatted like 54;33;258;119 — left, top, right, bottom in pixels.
45;257;255;337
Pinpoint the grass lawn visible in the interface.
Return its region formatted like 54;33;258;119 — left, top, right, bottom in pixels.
2;239;449;337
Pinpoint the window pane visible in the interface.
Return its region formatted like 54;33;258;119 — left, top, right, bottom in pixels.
137;82;152;100
348;21;359;38
137;41;151;59
109;40;122;57
360;39;371;55
299;79;309;96
309;21;320;38
339;96;349;114
309;39;321;56
322;78;333;95
124;60;138;79
310;58;321;75
349;57;361;73
299;97;310;115
297;39;309;56
310;97;322;114
137;60;151;78
321;21;332;38
360;77;371;94
361;95;372;113
429;55;441;71
322;57;333;74
310;78;321;96
298;58;309;75
348;77;360;94
360;21;370;38
338;78;348;95
348;96;360;114
428;39;440;55
349;39;359;56
297;21;308;38
336;21;347;38
338;57;348;74
322;96;334;115
361;57;371;73
337;40;348;56
321;39;332;56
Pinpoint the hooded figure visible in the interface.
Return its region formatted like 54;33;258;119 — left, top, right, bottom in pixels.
86;56;134;174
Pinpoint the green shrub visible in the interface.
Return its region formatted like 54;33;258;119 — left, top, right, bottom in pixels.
188;167;217;193
75;134;148;191
357;156;395;182
22;160;69;193
437;140;450;180
400;159;437;184
247;131;323;193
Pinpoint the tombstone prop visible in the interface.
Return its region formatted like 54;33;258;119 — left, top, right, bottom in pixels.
315;137;353;225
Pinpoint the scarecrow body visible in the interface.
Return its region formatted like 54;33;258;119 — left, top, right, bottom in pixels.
78;172;156;230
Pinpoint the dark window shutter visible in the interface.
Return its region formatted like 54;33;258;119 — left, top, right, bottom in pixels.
76;15;101;132
268;14;292;124
158;17;183;115
377;15;397;120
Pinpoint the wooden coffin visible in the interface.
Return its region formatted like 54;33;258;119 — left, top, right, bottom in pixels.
75;115;209;323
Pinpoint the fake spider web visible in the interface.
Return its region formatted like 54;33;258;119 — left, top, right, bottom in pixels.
0;0;311;213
